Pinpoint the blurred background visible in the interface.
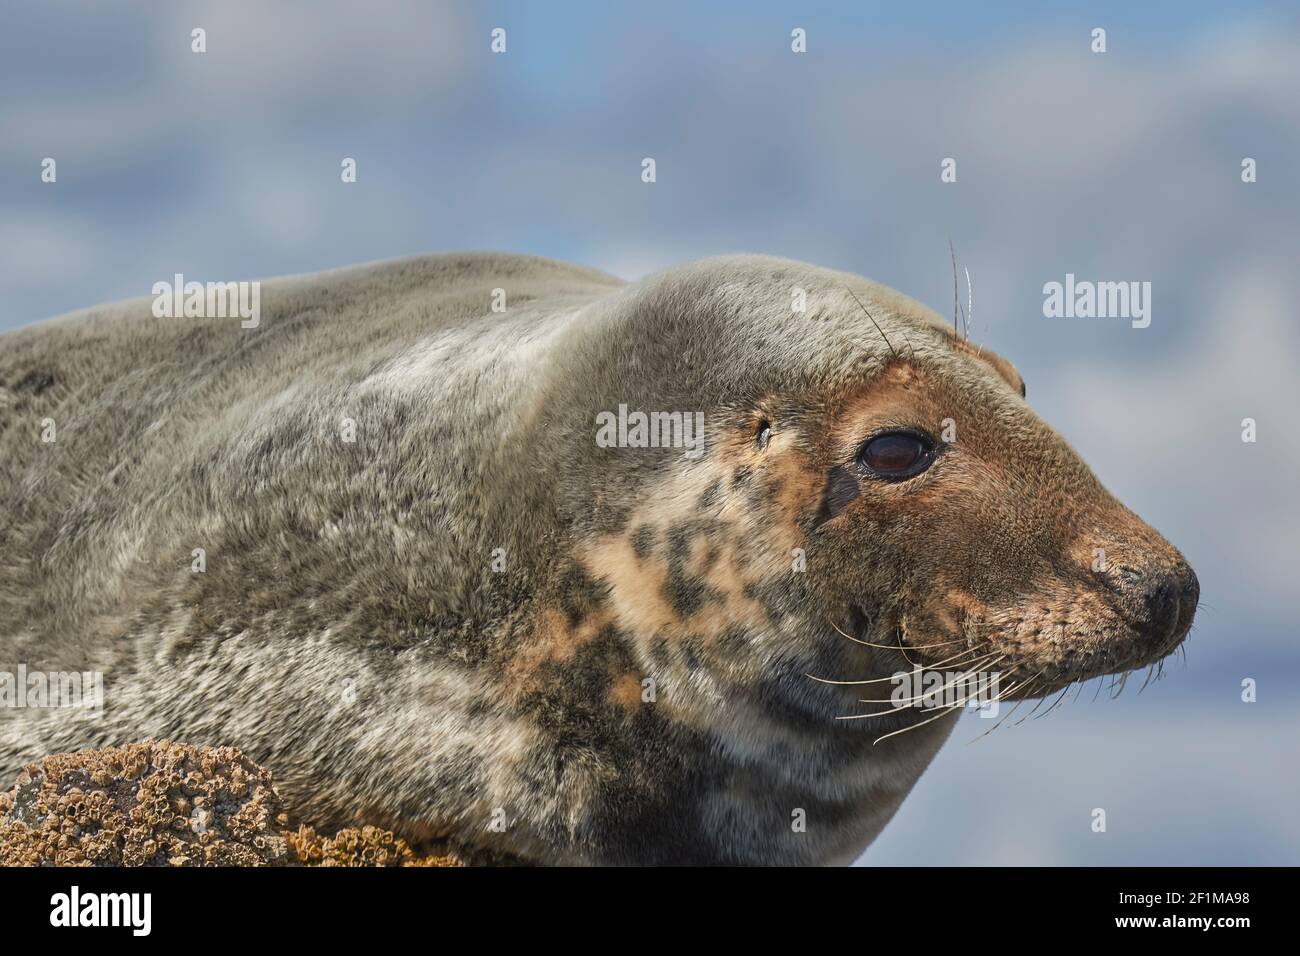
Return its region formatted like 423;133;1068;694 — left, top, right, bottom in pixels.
2;1;1296;864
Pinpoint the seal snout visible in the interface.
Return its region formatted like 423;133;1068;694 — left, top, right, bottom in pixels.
1112;559;1200;655
1097;554;1196;671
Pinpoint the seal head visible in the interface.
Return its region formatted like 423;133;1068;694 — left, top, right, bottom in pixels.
533;256;1198;715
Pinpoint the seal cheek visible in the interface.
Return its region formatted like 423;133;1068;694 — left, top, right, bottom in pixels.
812;465;860;529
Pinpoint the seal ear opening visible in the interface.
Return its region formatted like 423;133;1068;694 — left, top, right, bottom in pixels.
813;465;860;529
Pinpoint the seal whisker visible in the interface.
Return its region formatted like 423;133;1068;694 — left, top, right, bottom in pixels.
870;702;967;743
835;652;1005;719
968;667;1045;741
868;662;1008;745
964;264;973;341
1070;678;1087;703
1012;679;1059;725
964;666;1034;741
809;673;906;687
1136;662;1158;694
1091;674;1107;703
853;652;1004;706
834;708;910;721
949;236;960;337
1033;683;1075;720
806;642;991;687
827;618;964;652
844;286;898;360
898;640;921;669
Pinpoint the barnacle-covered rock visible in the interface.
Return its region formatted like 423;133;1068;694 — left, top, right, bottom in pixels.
0;741;461;867
0;740;289;866
286;824;459;867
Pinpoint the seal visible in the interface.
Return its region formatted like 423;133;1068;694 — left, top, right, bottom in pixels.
0;252;1198;865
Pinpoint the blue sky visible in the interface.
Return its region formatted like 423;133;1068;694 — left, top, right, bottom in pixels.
2;1;1297;864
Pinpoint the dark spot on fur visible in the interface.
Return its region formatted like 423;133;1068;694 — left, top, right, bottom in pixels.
556;561;607;625
630;524;656;560
813;465;860;528
666;524;692;562
521;628;643;749
719;625;750;654
590;500;631;535
729;543;752;571
743;580;789;626
731;466;751;487
681;637;705;672
15;369;56;395
649;637;671;668
698;478;722;509
663;521;723;616
663;571;718;617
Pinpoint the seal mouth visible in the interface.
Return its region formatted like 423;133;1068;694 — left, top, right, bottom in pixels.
838;589;1197;708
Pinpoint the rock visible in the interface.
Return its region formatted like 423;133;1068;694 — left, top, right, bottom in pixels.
286;824;459;867
0;741;460;867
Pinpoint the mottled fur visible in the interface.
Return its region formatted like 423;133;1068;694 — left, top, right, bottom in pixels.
0;253;1195;864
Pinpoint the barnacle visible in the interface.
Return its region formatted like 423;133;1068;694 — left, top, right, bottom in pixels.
285;824;459;867
0;741;461;867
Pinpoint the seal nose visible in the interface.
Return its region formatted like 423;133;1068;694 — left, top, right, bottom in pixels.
1143;577;1179;631
1121;563;1199;641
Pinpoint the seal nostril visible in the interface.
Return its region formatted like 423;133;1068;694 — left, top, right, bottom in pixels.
1142;576;1180;636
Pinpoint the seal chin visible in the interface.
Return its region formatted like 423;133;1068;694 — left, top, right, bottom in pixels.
851;557;1200;702
992;573;1199;699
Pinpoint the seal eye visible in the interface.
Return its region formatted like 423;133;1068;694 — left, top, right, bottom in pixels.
755;420;772;451
857;431;934;480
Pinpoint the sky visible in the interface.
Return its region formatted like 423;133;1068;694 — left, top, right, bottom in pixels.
2;1;1297;864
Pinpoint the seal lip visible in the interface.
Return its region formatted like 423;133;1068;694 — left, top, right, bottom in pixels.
854;427;940;482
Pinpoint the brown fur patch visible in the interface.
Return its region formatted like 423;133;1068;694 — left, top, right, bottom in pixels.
507;604;614;696
573;432;818;662
607;673;643;711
